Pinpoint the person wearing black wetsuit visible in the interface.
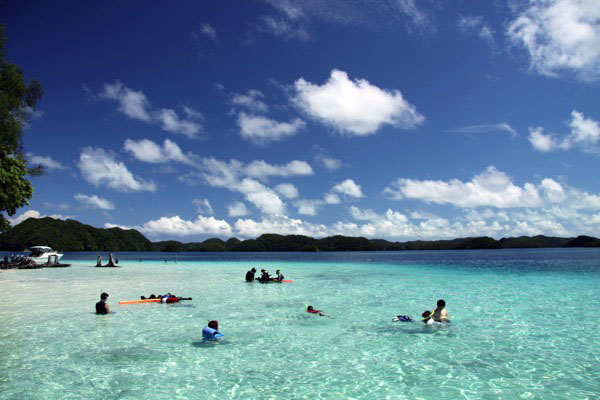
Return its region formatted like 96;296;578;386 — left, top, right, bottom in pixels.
245;267;256;282
95;292;110;314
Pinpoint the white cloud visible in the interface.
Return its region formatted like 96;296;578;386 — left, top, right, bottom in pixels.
192;198;213;215
528;110;600;153
8;210;70;226
314;146;344;171
294;199;321;216
74;193;115;210
293;69;424;135
384;166;600;214
396;0;434;33
324;193;340;204
198;158;285;215
457;15;495;44
257;0;434;40
242;180;286;214
228;202;250;217
155;109;202;139
507;0;600;81
528;126;563;152
140;215;232;237
332;179;364;198
124;138;194;164
383;166;542;208
234;214;329;238
237;112;305;144
26;153;68;170
275;183;299;199
448;123;517;138
230;90;269;113
100;81;152;122
78;147;156;192
98;81;202;138
317;155;343;171
200;22;218;43
245;160;313;180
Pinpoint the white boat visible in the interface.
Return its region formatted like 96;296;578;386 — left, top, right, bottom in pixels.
27;246;63;265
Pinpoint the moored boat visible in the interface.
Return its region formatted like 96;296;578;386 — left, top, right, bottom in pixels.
27;246;63;265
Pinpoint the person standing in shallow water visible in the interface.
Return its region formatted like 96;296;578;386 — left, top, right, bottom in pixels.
245;267;256;282
95;292;110;314
431;299;449;322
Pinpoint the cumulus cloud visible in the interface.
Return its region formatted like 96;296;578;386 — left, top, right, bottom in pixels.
230;90;269;113
275;183;299;199
199;158;286;215
26;153;68;170
448;123;517;138
293;69;424;135
124;138;195;164
507;0;600;82
192;198;213;215
383;166;600;212
383;166;542;208
100;81;152;121
245;160;313;180
237;112;305;144
155;109;202;139
98;81;202;138
528;110;600;153
228;202;250;217
332;179;364;198
8;210;70;226
74;193;115;210
78;147;156;192
139;215;232;237
234;214;329;238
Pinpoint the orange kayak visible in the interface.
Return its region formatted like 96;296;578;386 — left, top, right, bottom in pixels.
119;298;181;304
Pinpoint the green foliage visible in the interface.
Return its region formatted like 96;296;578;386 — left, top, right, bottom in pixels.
1;215;598;252
0;149;33;231
0;217;154;251
157;241;183;252
0;25;44;232
563;235;600;248
499;235;569;248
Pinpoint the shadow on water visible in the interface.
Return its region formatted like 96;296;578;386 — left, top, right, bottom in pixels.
191;339;229;348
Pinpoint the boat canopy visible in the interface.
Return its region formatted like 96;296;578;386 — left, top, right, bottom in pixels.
29;246;53;251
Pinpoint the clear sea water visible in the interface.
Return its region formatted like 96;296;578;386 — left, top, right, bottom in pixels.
1;249;599;399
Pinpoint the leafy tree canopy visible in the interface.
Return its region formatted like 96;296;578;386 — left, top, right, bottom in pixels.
0;25;44;232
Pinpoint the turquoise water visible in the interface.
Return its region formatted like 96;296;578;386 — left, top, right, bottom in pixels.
1;249;599;399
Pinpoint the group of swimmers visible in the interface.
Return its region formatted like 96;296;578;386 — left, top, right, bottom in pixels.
393;299;451;324
94;274;451;341
245;268;285;283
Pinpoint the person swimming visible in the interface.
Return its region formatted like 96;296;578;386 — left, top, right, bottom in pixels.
306;305;327;316
392;315;413;322
422;310;435;325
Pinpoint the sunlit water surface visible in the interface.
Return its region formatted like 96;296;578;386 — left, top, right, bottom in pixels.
1;249;599;399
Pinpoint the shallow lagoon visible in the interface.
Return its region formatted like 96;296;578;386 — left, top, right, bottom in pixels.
1;249;599;399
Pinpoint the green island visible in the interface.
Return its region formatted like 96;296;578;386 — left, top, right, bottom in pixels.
1;217;599;252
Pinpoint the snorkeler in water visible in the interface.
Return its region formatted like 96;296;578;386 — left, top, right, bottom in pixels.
306;305;327;316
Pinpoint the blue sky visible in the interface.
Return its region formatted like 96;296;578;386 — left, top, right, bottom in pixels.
3;0;600;241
